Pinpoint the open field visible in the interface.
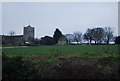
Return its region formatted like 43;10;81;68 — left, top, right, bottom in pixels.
2;45;120;79
2;45;119;56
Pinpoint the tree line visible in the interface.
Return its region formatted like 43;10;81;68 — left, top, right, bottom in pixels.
33;27;120;45
3;27;120;46
66;27;115;44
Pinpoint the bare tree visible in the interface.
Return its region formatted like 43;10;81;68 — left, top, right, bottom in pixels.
84;27;114;44
104;27;114;44
92;28;105;44
9;31;15;45
73;31;82;44
9;31;15;36
83;28;93;44
65;34;74;44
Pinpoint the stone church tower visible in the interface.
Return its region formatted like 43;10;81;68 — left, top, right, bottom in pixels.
23;25;34;42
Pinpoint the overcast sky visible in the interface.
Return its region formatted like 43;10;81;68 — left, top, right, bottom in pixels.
1;2;118;38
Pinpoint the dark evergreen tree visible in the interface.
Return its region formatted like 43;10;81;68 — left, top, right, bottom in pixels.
53;28;63;43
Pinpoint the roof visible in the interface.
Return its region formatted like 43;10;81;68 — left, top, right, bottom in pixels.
2;35;23;37
27;25;31;27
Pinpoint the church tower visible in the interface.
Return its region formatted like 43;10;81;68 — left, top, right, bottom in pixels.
23;25;34;42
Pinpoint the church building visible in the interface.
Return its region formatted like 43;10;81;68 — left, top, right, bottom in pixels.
1;25;35;45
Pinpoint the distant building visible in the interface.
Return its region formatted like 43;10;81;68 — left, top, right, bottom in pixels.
1;25;35;45
2;35;23;45
58;36;67;45
23;25;34;42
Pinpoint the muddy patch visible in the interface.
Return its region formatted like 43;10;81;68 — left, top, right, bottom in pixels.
28;54;119;79
44;59;109;79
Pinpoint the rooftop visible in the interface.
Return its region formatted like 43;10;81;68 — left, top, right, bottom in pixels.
27;25;31;27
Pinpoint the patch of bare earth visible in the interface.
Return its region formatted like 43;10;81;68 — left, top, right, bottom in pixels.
28;54;119;79
44;59;108;79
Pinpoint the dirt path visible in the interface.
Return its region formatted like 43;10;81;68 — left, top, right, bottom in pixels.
2;46;28;49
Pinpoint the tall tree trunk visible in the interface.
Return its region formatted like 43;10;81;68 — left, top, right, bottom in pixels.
107;38;109;44
90;39;92;45
95;41;97;44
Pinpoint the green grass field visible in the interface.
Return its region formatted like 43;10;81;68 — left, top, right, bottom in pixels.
2;45;119;79
2;45;119;56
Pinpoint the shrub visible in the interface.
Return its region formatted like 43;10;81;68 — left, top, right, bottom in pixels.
2;54;41;80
